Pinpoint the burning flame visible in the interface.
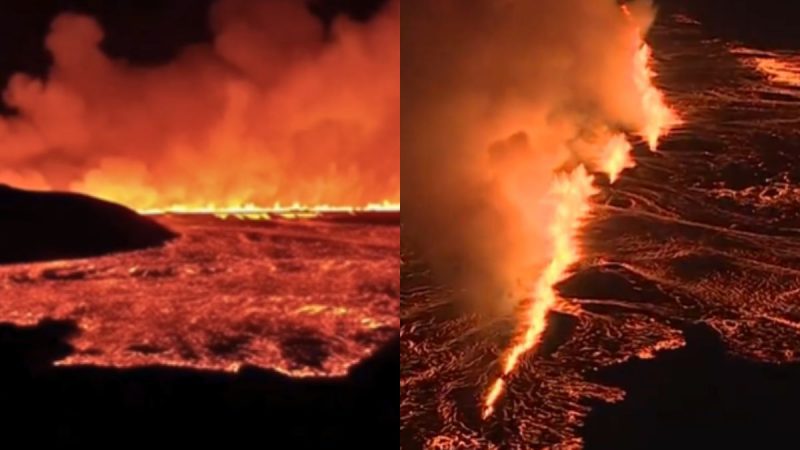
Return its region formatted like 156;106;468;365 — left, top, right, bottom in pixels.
0;0;400;215
624;4;680;149
482;166;596;419
481;3;679;419
139;200;400;220
600;133;634;184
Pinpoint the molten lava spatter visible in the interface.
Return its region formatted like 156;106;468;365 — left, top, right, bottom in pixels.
482;4;679;419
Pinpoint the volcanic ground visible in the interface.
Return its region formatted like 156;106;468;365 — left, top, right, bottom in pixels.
0;212;399;376
401;3;800;449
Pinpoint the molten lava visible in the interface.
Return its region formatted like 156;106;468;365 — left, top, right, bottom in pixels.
482;166;596;419
0;213;399;377
481;4;679;419
138;200;400;220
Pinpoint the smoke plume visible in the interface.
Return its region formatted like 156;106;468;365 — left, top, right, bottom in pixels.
0;0;399;209
402;0;657;311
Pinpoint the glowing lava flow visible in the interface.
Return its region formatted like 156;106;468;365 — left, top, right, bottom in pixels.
481;5;678;420
138;200;400;220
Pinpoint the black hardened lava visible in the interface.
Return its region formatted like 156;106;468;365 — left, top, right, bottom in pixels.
0;185;177;264
658;0;800;50
582;322;800;450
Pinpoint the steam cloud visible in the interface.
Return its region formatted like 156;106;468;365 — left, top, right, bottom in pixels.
0;0;399;208
402;0;656;311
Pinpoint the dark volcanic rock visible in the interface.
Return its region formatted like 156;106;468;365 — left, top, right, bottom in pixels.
582;323;800;450
0;184;177;264
659;0;800;50
0;320;399;448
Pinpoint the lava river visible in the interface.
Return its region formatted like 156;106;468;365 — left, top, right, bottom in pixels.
0;213;399;377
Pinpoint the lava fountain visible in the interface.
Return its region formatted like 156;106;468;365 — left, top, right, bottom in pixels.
481;3;679;419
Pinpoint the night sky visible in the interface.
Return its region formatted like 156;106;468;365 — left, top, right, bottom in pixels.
0;0;388;102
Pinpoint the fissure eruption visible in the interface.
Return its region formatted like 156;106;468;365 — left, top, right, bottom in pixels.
481;2;679;419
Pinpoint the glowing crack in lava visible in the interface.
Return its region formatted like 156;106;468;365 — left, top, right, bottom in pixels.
482;4;679;419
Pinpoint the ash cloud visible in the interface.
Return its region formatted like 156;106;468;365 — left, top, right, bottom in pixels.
0;0;399;208
402;0;656;311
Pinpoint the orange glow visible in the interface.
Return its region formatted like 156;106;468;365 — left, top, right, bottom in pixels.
0;214;399;377
633;43;677;149
600;133;634;183
751;56;800;86
482;378;505;419
624;4;680;150
730;46;800;87
481;4;679;419
0;0;400;213
482;165;596;418
138;200;400;220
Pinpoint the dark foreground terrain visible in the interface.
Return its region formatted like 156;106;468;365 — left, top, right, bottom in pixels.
0;187;399;447
582;2;800;449
0;319;398;448
583;322;800;450
0;185;176;264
